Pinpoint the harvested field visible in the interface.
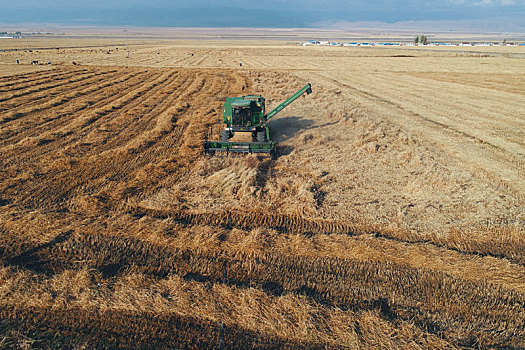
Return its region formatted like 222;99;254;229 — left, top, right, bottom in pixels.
0;37;524;349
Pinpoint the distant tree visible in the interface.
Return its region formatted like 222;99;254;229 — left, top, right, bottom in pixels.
421;35;428;45
503;38;507;44
414;36;419;44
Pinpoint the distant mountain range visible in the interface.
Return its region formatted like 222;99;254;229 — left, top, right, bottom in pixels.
3;8;306;27
319;19;525;33
1;7;524;32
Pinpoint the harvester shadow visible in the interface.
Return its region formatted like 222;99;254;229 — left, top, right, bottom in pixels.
269;116;314;158
269;116;314;144
306;119;340;130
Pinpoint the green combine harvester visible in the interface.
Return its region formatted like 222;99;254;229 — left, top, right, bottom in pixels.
204;83;312;158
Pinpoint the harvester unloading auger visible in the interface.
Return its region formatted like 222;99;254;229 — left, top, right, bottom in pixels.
204;83;312;158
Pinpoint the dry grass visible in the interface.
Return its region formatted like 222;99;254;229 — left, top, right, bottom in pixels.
0;265;458;349
0;37;524;348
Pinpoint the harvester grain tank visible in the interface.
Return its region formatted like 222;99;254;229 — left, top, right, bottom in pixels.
203;83;312;158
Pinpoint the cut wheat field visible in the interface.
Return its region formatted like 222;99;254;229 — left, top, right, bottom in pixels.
0;37;524;349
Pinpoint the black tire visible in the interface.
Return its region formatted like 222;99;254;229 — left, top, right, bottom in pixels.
256;130;267;142
252;132;258;143
221;130;232;142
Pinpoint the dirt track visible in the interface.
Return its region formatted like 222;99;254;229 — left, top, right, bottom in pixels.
1;41;524;348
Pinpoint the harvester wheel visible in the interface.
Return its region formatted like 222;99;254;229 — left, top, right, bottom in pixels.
256;131;267;142
252;132;258;142
221;130;232;142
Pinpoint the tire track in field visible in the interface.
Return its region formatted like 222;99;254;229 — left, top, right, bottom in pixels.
317;61;525;140
347;71;525;142
338;71;525;164
376;72;525;157
329;71;525;161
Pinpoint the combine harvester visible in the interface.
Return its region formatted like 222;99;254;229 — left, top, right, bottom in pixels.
204;83;312;158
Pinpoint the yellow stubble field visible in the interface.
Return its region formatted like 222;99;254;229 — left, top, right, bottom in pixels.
0;35;524;348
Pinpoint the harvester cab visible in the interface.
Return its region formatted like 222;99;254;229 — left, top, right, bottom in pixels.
204;83;312;158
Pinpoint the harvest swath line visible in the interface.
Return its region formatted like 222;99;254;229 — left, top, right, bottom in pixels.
0;68;90;93
87;72;193;184
0;69;45;82
0;70;151;147
0;69;130;117
111;73;220;181
1;73;148;148
0;70;124;123
0;69;105;98
0;69;99;104
85;71;180;152
35;70;167;143
0;68;80;86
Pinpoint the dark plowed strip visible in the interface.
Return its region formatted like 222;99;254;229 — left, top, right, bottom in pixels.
0;306;319;349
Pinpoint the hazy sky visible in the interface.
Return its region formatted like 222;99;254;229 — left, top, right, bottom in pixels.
3;0;523;9
1;0;524;29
